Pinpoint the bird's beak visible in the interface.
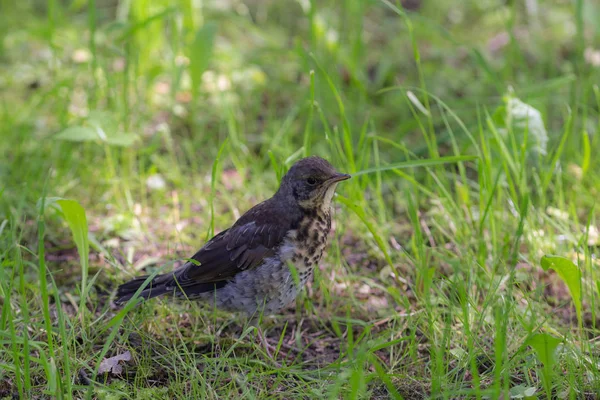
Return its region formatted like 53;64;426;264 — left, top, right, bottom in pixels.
327;173;351;184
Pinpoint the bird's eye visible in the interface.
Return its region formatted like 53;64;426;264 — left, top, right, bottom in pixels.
306;177;318;185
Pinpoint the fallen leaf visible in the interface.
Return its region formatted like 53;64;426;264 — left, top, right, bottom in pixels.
98;351;132;375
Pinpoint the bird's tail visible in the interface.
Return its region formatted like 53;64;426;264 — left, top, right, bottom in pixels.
114;273;173;305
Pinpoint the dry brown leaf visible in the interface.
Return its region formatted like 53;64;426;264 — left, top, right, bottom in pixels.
98;351;132;375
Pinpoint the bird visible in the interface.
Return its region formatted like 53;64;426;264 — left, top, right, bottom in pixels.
114;156;350;317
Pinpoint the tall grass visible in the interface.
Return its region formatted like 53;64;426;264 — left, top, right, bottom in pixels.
0;0;598;398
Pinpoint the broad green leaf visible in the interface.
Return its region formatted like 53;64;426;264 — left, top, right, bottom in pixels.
105;132;140;147
492;92;548;165
504;94;548;156
55;126;99;142
55;124;139;147
88;110;117;132
525;333;561;368
55;199;89;262
525;332;561;397
55;199;89;322
189;22;217;94
509;384;537;399
540;255;582;326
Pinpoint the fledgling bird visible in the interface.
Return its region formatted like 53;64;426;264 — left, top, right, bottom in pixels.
115;156;350;316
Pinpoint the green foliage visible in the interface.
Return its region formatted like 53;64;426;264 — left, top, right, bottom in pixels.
540;255;582;327
525;333;563;398
189;22;217;98
55;126;103;142
55;198;91;323
55;113;140;147
0;0;598;398
352;155;478;177
493;92;548;157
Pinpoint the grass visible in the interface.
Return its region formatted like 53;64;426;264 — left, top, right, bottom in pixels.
1;0;600;398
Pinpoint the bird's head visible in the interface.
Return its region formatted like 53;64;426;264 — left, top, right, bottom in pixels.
278;156;350;210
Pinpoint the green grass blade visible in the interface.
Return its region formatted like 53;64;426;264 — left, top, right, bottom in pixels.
352;155;478;177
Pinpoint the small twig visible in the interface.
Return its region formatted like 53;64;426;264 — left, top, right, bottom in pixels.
419;212;436;247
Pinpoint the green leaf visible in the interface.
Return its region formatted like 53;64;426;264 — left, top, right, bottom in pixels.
509;384;537;399
105;132;140;147
504;94;548;156
55;199;90;322
87;110;117;132
55;199;89;259
525;333;561;368
525;332;562;396
54;126;100;142
540;255;582;326
55;124;139;147
189;22;217;95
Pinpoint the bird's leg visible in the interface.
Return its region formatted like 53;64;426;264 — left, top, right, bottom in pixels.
249;316;286;366
256;325;275;359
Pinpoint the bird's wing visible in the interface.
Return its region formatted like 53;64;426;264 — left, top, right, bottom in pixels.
171;220;290;287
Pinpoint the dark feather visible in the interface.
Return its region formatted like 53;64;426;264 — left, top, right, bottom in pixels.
115;197;303;305
115;273;227;304
181;222;286;283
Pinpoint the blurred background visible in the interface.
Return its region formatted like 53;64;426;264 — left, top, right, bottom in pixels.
1;0;599;398
2;0;598;214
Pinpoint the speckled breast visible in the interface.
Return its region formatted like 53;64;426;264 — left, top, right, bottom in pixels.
289;209;332;285
199;209;333;315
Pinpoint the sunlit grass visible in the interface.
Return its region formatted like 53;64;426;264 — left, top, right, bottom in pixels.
1;0;599;399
